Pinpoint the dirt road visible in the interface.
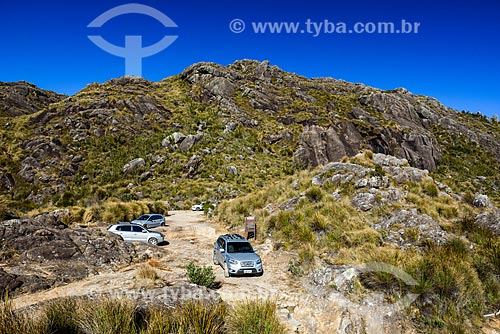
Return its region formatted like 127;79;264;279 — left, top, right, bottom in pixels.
12;211;300;318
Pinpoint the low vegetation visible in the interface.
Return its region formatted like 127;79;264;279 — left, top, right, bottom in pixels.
2;61;500;333
217;152;500;333
225;299;286;334
136;264;160;281
0;296;283;334
186;262;217;288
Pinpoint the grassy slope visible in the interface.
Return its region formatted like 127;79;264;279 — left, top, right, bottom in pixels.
0;65;499;332
1;68;499;215
217;151;500;334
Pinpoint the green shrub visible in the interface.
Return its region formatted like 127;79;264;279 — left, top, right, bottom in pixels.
42;298;80;334
409;241;485;334
370;164;386;177
186;263;216;288
0;295;29;334
422;180;439;197
77;298;138;334
305;186;323;202
57;191;76;207
225;299;285;334
173;301;226;334
142;306;174;334
461;191;475;206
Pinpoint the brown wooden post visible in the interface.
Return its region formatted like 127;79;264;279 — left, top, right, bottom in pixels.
245;216;256;240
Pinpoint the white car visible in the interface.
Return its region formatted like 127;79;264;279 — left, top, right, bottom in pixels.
131;214;166;228
191;202;205;211
107;222;164;245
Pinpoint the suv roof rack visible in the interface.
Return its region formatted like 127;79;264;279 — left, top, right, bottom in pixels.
223;233;246;240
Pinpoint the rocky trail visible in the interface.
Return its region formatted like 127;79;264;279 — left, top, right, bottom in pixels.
9;210;500;334
11;211;302;330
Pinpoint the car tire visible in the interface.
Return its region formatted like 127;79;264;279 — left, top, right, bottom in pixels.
148;238;158;245
223;263;230;278
213;252;219;265
257;271;264;277
144;224;149;229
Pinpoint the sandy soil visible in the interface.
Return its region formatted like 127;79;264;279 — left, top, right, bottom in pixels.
12;211;499;333
12;210;300;311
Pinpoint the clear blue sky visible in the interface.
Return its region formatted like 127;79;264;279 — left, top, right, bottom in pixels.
1;0;499;117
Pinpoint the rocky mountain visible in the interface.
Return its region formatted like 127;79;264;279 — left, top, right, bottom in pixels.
0;61;499;333
0;81;65;117
0;60;498;214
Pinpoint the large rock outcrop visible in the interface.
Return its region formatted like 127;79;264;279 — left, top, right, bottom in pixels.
0;210;141;296
294;120;441;171
0;81;65;117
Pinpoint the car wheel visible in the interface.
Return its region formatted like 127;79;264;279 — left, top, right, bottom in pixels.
213;252;219;265
148;238;158;245
144;224;149;229
223;263;230;278
257;271;264;277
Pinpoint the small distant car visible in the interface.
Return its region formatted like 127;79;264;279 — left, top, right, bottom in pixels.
131;214;166;228
213;234;263;277
191;202;205;211
107;222;164;245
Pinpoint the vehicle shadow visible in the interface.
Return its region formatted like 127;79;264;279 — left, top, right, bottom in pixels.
158;241;170;247
210;281;223;290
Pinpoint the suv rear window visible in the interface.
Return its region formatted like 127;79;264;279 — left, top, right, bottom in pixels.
227;242;253;253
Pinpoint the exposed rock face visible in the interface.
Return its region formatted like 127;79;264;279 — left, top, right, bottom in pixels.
296;264;418;334
294;123;441;171
373;209;449;246
399;133;441;171
226;166;238;176
0;210;140;296
311;154;447;216
1;60;500;208
184;155;202;178
0;81;66;117
473;194;492;208
179;134;203;152
163;132;186;147
163;132;202;152
372;154;408;167
312;162;371;187
294;125;357;168
123;158;146;174
475;212;500;235
351;192;376;211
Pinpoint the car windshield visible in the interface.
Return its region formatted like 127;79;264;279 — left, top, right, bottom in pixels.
227;242;253;253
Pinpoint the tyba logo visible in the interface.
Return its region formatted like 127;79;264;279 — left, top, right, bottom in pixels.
88;3;178;77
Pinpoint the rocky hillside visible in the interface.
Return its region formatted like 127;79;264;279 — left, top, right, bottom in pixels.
217;151;500;334
0;60;499;214
0;61;499;333
0;209;149;297
0;81;65;117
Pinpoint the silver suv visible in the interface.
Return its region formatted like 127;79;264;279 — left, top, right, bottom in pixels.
107;222;164;245
213;234;263;277
131;214;166;228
